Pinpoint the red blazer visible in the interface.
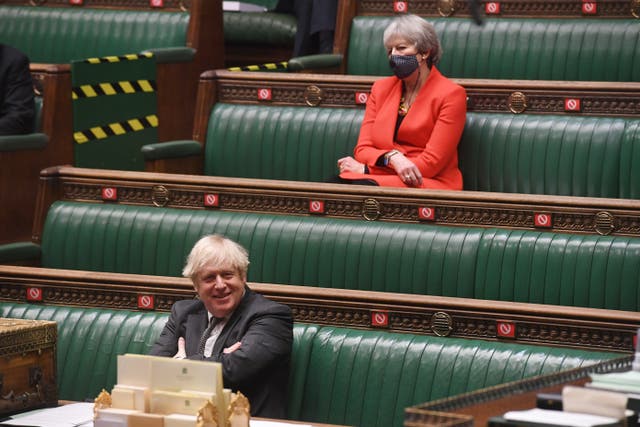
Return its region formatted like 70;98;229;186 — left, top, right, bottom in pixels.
341;67;466;189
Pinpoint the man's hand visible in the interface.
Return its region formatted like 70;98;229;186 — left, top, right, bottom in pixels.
173;337;186;359
223;341;242;354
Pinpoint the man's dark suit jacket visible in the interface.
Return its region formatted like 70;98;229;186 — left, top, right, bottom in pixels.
0;44;35;135
149;286;293;419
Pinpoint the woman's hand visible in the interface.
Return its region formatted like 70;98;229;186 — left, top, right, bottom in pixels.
337;156;366;174
389;153;423;187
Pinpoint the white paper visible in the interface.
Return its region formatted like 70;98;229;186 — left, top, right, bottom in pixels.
3;402;94;427
503;408;621;427
223;1;268;12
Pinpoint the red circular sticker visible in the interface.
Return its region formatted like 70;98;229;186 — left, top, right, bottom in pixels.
498;323;513;335
204;194;218;206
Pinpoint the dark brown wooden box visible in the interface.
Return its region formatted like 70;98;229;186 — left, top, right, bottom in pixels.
0;318;57;416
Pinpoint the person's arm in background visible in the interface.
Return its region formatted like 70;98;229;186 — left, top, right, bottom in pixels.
0;48;35;136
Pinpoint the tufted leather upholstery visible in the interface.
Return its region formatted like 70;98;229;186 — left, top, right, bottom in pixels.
460;113;640;198
39;201;640;311
203;104;640;198
0;6;189;63
0;303;617;427
204;104;362;181
347;17;640;81
0;302;167;401
223;11;296;46
290;325;615;427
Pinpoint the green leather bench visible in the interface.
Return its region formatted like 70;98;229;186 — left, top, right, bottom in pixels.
0;302;619;427
0;6;191;64
291;16;640;81
0;0;223;164
223;0;297;66
459;113;640;198
170;103;640;198
5;200;640;312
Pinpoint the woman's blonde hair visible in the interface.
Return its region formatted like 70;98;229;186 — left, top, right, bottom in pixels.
383;14;442;66
182;234;250;280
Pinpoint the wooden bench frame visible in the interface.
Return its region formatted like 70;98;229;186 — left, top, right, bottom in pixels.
45;163;640;240
150;70;640;174
7;70;636;243
1;264;638;354
404;355;633;426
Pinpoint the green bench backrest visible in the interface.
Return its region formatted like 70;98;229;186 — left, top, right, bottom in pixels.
347;16;640;81
204;104;362;181
0;303;617;427
460;113;640;198
204;104;640;198
41;201;640;311
290;325;615;427
0;6;189;63
223;11;296;46
0;302;167;401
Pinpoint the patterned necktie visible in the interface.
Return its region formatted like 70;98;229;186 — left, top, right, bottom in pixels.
197;316;218;355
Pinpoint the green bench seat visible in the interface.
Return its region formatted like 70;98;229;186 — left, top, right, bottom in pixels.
0;302;618;427
224;11;296;49
459;113;640;199
7;200;640;312
341;17;640;81
222;0;296;66
199;104;640;198
0;6;190;64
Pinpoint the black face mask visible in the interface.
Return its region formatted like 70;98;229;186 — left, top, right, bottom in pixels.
389;54;420;79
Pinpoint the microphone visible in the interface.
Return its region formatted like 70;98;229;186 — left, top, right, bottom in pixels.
468;0;484;26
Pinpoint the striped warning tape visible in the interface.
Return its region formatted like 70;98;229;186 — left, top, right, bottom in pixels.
228;61;288;72
72;79;157;100
74;114;159;144
83;52;154;64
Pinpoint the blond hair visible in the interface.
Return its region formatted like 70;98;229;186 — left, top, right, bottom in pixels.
182;235;250;280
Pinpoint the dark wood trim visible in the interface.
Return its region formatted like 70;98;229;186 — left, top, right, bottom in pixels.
0;265;638;353
205;70;640;116
33;166;640;239
352;0;639;19
334;0;358;73
404;356;633;426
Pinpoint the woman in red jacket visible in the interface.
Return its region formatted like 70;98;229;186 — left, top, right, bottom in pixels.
337;14;467;189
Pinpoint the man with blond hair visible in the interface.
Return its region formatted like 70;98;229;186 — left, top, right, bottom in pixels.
150;235;293;419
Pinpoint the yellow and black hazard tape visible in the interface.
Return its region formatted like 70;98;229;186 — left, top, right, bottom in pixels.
83;52;154;64
227;61;288;72
74;114;158;144
72;79;157;100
